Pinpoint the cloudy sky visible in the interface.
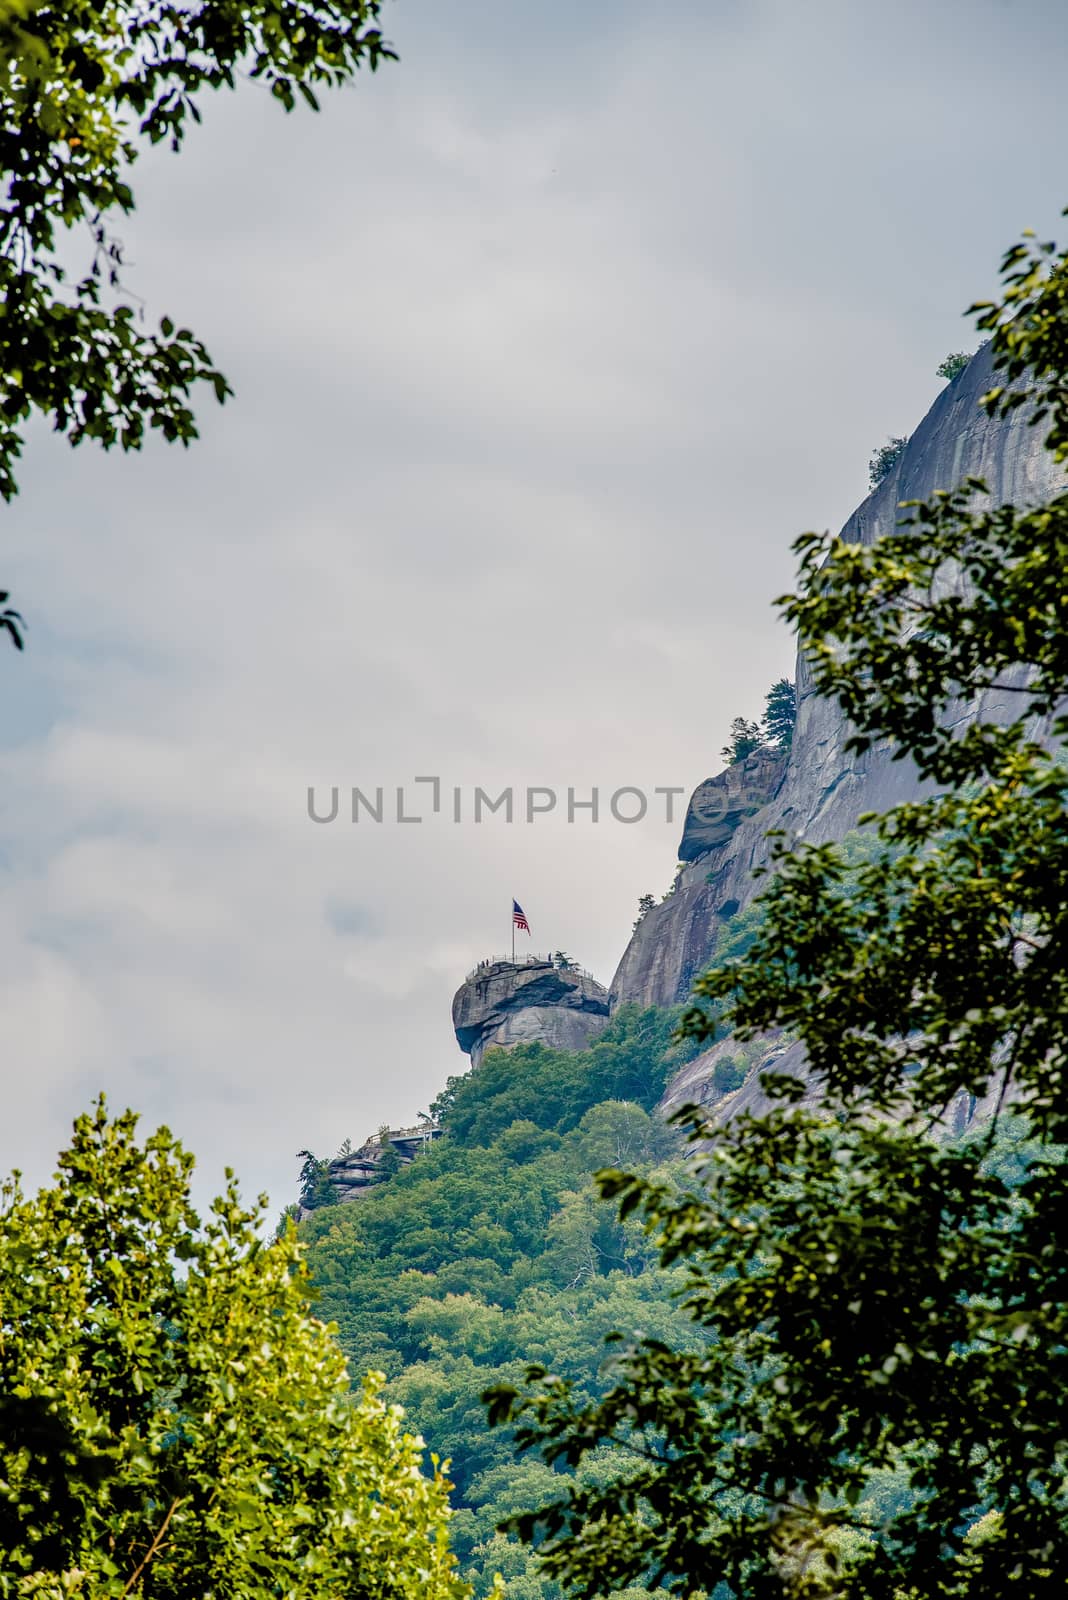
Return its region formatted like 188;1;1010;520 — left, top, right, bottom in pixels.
3;0;1067;1213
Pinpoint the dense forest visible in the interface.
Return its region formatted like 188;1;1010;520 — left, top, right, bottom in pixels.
293;1000;1059;1599
295;1007;707;1597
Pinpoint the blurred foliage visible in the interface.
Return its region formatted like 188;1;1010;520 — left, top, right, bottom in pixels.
0;589;24;650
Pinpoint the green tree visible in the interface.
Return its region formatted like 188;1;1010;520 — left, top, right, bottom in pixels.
296;1146;338;1210
290;1012;703;1598
868;433;908;487
488;215;1068;1598
0;1100;470;1599
632;893;656;932
937;350;972;382
720;715;762;765
710;1052;745;1095
0;0;397;642
375;1126;404;1183
273;1198;301;1240
431;1007;694;1149
762;676;796;752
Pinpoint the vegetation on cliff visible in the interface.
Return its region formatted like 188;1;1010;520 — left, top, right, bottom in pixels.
937;350;972;383
868;435;909;488
297;1005;705;1598
721;678;797;767
489;218;1068;1599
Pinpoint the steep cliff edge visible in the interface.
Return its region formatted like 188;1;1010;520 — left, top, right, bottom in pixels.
612;344;1067;1026
452;957;610;1067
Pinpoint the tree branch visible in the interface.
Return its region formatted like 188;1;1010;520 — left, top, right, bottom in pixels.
120;1495;183;1597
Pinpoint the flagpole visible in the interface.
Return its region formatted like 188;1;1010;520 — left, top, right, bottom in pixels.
511;902;515;965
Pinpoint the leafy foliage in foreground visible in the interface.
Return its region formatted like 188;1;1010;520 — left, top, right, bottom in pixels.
0;589;24;649
0;0;396;500
489;216;1068;1597
298;1006;704;1597
0;1101;467;1600
0;0;397;648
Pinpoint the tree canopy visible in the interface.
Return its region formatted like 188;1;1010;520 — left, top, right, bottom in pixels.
720;715;762;766
488;215;1068;1598
0;1100;468;1600
762;676;796;752
293;1005;704;1598
868;434;908;488
936;350;971;382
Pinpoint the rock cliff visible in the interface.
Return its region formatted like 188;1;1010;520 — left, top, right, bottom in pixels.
325;1123;442;1206
453;957;610;1067
608;343;1066;1116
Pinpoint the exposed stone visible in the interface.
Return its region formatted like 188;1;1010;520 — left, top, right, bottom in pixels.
659;1032;1003;1140
659;1033;813;1123
678;747;787;863
612;343;1067;1033
453;957;610;1067
321;1122;442;1208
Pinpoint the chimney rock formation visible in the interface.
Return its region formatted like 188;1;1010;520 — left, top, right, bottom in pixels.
453;957;610;1068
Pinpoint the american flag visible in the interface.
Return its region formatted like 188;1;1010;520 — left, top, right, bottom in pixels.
513;899;531;935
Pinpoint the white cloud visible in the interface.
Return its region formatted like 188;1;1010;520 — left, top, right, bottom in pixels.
3;0;1067;1210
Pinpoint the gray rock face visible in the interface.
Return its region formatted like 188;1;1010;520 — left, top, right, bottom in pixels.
453;958;610;1067
612;749;786;1009
678;747;787;863
611;344;1066;1026
659;1032;1005;1140
304;1124;442;1214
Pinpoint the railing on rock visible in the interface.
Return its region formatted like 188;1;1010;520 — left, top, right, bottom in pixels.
464;954;600;986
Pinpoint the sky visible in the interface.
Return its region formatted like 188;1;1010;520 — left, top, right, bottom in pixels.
3;0;1068;1214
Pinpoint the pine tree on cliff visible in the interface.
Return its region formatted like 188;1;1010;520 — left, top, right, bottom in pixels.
763;677;796;752
720;716;762;764
296;1149;338;1211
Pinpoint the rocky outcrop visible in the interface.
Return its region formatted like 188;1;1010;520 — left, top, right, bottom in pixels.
677;746;787;864
658;1031;1005;1139
612;343;1067;1027
325;1123;442;1206
611;748;786;1008
453;958;610;1067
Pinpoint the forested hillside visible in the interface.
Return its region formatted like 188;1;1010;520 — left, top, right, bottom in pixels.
296;1007;707;1597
